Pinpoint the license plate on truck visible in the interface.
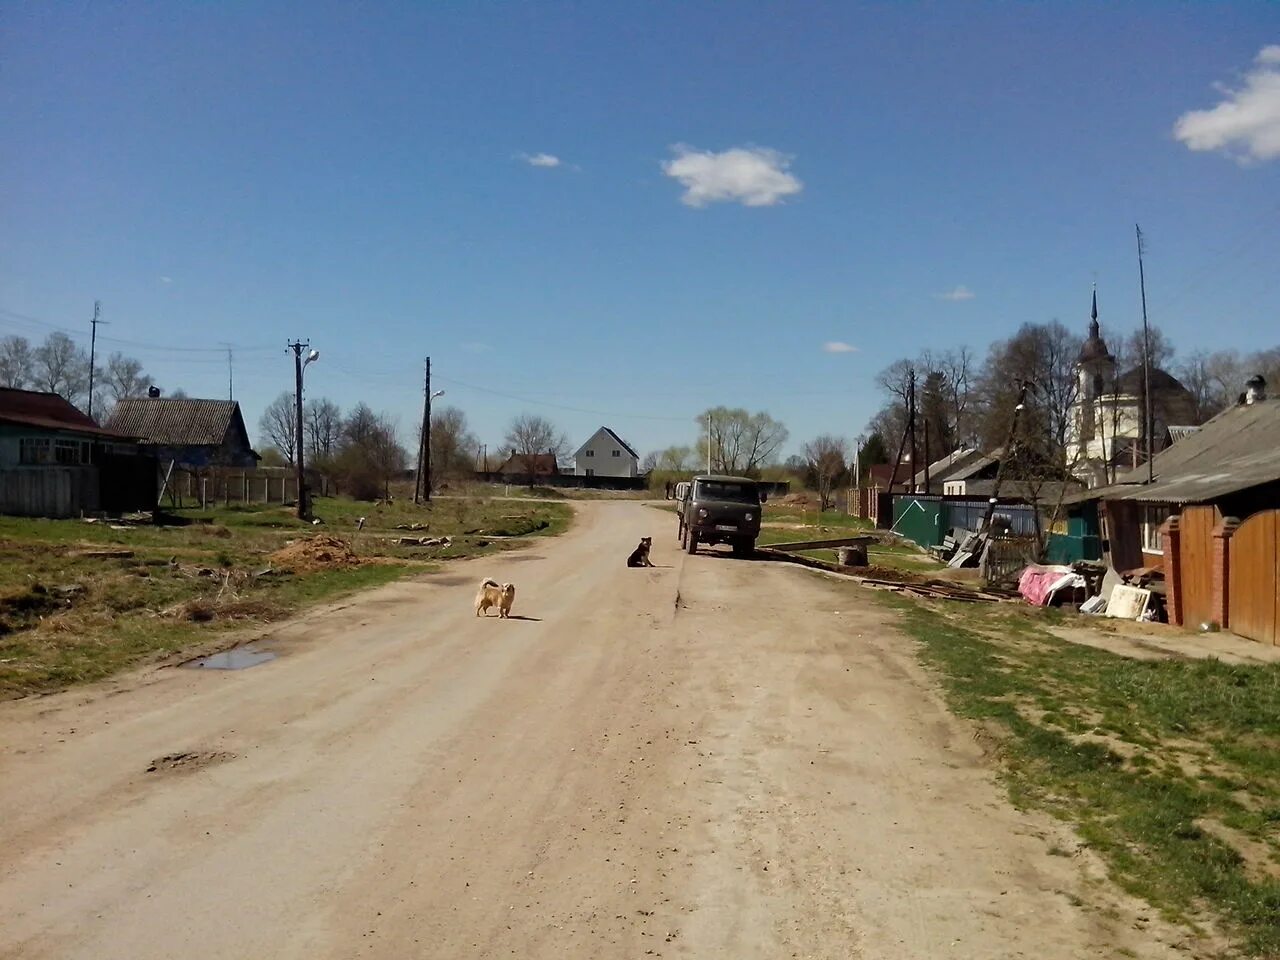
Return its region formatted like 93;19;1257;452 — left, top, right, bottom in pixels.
715;524;736;532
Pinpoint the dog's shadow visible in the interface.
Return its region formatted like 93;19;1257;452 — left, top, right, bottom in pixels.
506;615;542;622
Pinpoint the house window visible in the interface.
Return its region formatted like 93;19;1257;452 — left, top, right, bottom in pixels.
611;449;620;457
1140;505;1173;554
19;438;51;464
20;437;90;465
54;440;90;465
585;468;594;477
585;449;594;457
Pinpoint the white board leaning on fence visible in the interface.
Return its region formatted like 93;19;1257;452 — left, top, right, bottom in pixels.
1104;585;1152;620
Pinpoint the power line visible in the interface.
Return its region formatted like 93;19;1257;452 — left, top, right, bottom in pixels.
432;374;693;422
0;307;278;355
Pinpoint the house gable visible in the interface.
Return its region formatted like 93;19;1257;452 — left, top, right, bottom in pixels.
573;426;639;477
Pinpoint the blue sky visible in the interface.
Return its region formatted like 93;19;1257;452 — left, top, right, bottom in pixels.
2;2;1278;460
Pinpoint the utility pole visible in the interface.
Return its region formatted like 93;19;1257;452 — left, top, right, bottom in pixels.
907;368;918;493
886;369;915;494
288;340;311;520
415;358;431;504
706;412;712;473
1136;224;1154;484
221;343;234;401
87;301;106;419
980;379;1031;534
923;418;931;494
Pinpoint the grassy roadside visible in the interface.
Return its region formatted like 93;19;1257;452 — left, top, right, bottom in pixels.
0;496;571;697
879;594;1280;956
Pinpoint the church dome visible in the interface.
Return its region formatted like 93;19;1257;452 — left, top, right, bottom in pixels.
1078;318;1112;364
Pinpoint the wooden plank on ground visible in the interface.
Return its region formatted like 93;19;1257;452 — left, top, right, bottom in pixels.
762;536;876;552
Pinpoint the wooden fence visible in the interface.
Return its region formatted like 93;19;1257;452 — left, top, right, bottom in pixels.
980;535;1038;587
0;466;98;518
162;467;303;509
1228;509;1279;646
1177;505;1218;628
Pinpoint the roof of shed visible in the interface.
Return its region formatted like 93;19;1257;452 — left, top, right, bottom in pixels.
105;398;243;446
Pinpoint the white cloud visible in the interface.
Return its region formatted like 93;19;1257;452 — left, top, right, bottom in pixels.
1174;45;1280;163
822;341;858;354
661;144;802;208
159;276;173;284
935;285;975;302
521;152;563;168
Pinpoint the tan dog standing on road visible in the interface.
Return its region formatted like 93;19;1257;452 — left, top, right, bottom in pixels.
475;579;516;618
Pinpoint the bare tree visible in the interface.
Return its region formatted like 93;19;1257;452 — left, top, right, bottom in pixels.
655;445;695;471
104;352;154;402
0;335;33;388
1122;325;1176;373
305;397;342;464
258;391;298;464
331;407;407;500
366;415;408;501
504;413;568;485
696;407;788;475
429;406;478;482
33;332;90;408
802;434;849;511
342;403;382;448
868;347;977;458
977;321;1081;460
641;451;660;473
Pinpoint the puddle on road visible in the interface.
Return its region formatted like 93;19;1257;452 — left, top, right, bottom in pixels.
184;646;277;670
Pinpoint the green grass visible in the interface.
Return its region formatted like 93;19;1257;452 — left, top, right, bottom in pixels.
0;495;572;697
879;594;1280;955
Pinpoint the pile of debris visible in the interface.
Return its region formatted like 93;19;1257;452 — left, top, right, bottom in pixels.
1015;560;1164;622
268;535;359;572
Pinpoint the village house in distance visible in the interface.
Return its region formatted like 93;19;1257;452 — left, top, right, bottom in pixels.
572;426;640;478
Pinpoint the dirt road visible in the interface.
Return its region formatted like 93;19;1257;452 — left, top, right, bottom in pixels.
0;502;1191;959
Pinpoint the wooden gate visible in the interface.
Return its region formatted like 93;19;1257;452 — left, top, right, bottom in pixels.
1178;505;1218;628
1229;510;1279;646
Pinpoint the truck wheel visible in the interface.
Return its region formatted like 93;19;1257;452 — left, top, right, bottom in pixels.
732;538;754;558
686;531;698;555
678;520;686;546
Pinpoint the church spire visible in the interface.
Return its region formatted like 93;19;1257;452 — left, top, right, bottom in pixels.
1078;283;1112;364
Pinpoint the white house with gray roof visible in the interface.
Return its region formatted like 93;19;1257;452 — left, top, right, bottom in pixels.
573;426;640;478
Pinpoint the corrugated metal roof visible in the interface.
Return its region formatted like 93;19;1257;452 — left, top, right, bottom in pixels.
0;388;134;438
1070;398;1280;504
911;446;980;488
105;398;240;446
943;448;1003;481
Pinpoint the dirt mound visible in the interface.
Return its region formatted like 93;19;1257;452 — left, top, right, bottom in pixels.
853;564;925;584
268;535;358;572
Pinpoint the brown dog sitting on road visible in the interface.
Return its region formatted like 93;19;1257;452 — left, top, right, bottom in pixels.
475;579;516;618
626;537;655;568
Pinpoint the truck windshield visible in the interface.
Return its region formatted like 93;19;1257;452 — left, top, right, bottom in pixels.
696;481;759;503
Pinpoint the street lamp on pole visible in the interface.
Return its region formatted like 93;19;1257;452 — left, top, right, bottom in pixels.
423;389;445;502
290;342;320;520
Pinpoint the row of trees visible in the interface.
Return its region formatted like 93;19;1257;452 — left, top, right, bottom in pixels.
863;322;1280;521
258;394;483;500
869;326;1280;465
0;332;162;417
